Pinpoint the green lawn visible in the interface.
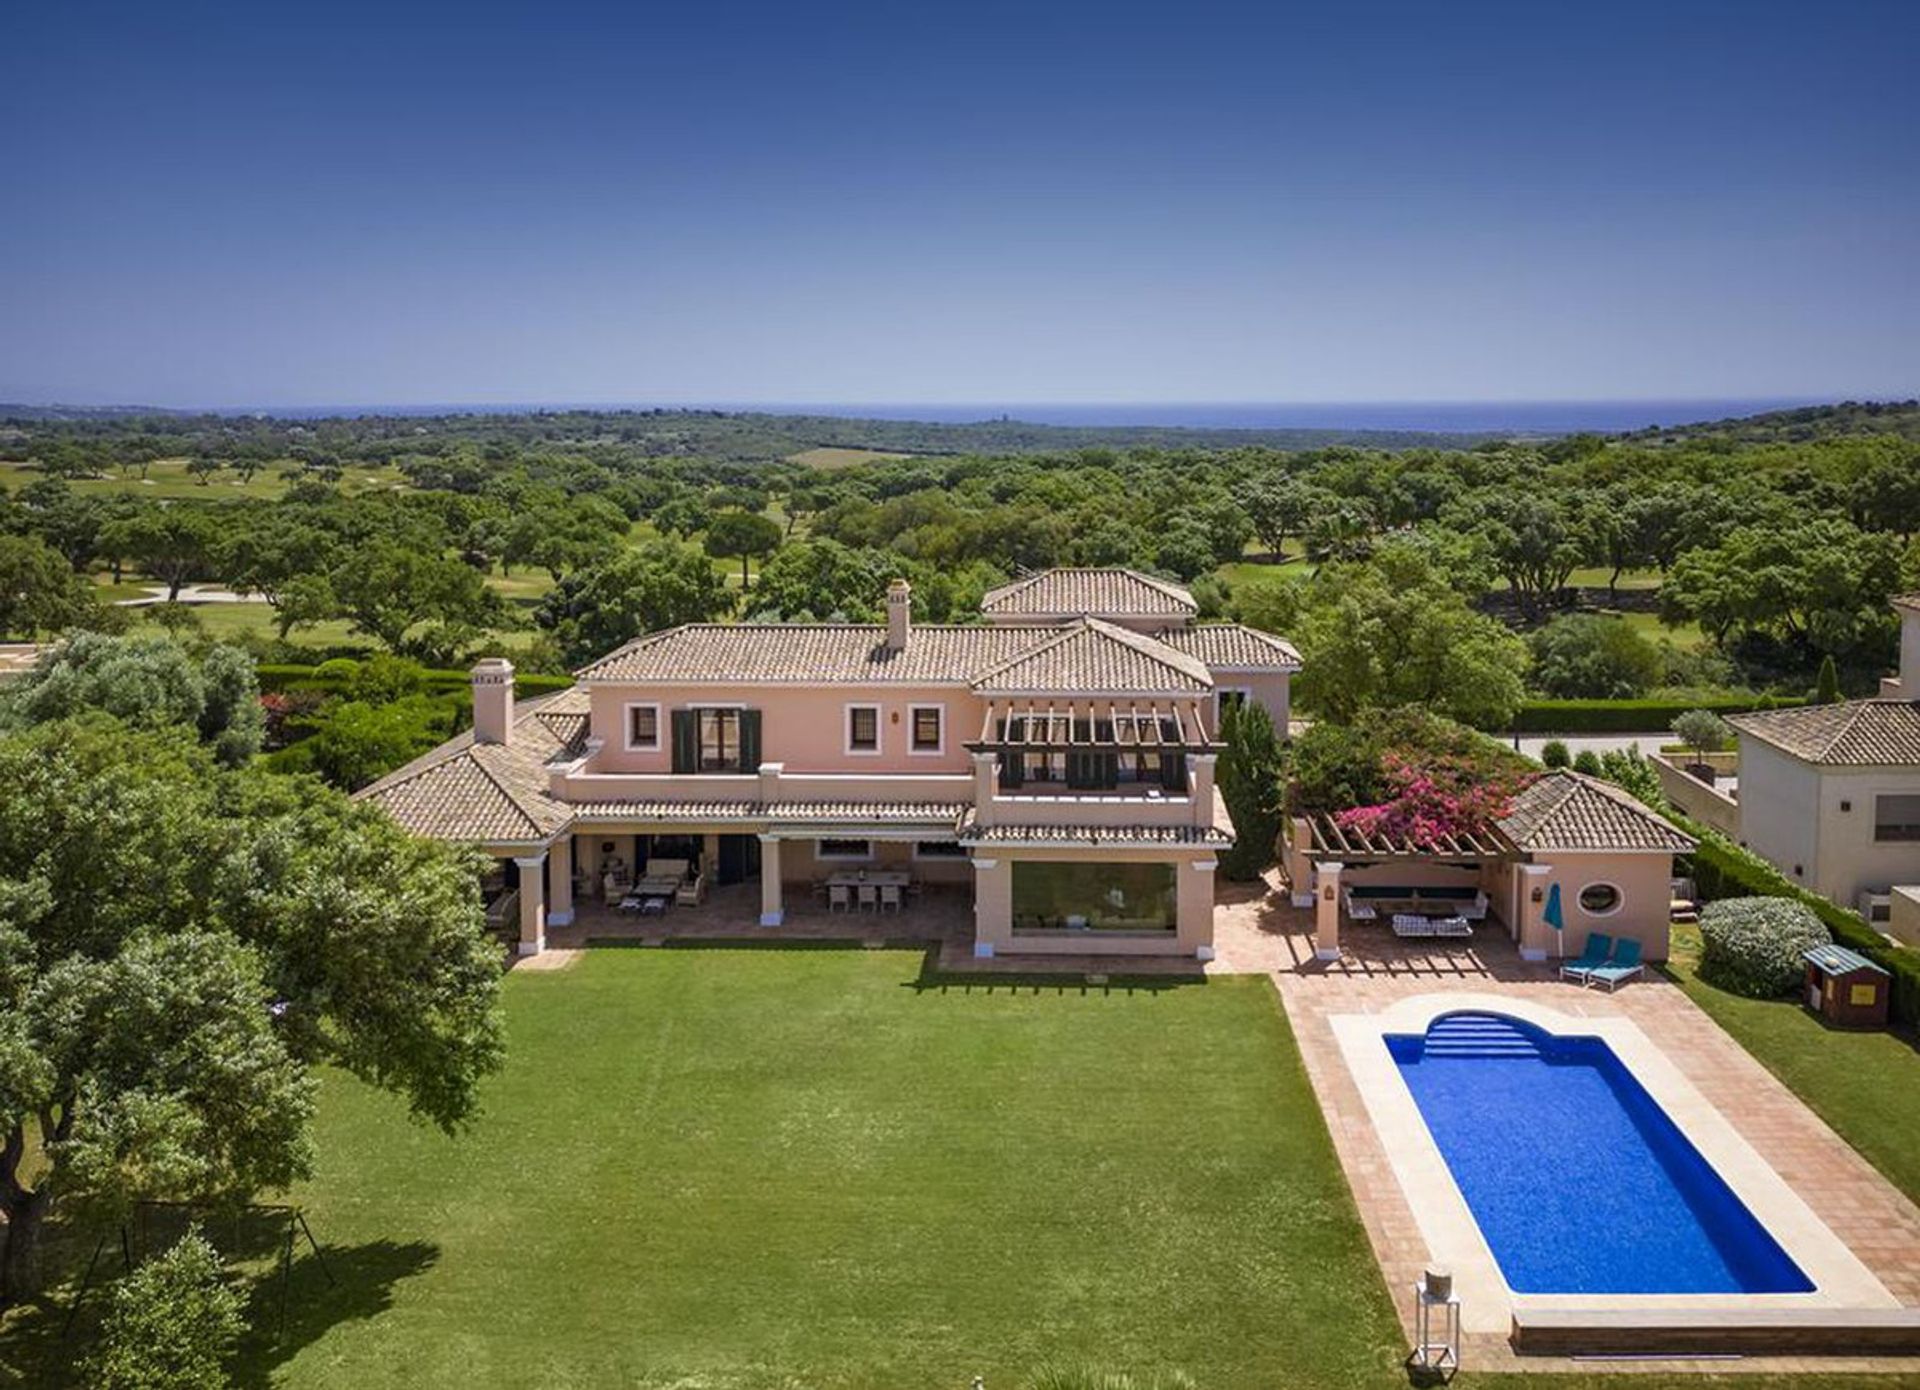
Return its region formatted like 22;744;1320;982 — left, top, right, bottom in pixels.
4;948;1904;1389
1663;926;1920;1204
1;457;410;502
261;950;1408;1389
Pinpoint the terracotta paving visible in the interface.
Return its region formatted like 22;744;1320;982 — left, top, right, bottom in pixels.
1212;870;1920;1374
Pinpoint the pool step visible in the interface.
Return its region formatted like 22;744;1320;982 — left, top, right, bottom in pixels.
1421;1013;1543;1059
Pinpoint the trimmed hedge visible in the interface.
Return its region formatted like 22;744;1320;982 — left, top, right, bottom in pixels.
255;664;573;699
1697;897;1829;998
1671;810;1920;1027
1510;695;1807;734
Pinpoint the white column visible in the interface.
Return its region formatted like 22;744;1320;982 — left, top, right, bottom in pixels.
1182;858;1218;960
1516;862;1554;962
758;834;784;927
1290;817;1317;907
514;853;547;955
1314;859;1343;961
971;856;1007;957
548;836;574;927
1188;753;1217;827
971;752;998;827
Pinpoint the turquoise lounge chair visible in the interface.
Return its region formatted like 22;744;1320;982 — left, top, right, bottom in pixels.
1559;932;1613;983
1586;938;1644;991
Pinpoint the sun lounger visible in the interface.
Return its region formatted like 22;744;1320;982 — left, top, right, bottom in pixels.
1560;932;1613;982
1585;938;1643;991
1344;891;1378;921
1431;916;1473;938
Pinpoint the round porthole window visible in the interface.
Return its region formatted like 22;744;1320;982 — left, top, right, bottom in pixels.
1578;882;1622;914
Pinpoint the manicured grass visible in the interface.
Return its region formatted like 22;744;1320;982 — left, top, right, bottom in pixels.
1663;926;1920;1205
255;950;1405;1388
1564;565;1663;591
1;457;410;502
2;947;1904;1389
1616;607;1708;650
787;446;912;468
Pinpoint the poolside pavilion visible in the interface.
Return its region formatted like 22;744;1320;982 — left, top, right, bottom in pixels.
1284;770;1695;965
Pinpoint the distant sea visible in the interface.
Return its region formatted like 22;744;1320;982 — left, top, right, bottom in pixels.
174;397;1840;434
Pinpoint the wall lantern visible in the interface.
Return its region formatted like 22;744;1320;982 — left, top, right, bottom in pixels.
1323;884;1336;901
1530;885;1544;903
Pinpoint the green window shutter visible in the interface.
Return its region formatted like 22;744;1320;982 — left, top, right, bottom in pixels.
1161;751;1188;792
1099;751;1119;788
671;710;697;773
1066;749;1092;789
998;748;1024;789
739;709;762;771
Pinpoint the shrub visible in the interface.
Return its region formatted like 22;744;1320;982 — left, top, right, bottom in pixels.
1540;739;1570;768
1697;897;1830;998
1674;813;1920;1024
1571;749;1602;775
83;1228;245;1390
1217;702;1285;881
1527;612;1665;698
1814;654;1841;704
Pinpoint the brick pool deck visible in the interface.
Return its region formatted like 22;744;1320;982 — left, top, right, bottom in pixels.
1211;871;1920;1373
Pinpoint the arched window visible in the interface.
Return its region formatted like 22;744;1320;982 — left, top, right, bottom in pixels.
1578;882;1622;915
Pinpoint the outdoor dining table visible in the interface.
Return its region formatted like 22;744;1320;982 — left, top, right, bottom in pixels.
825;871;912;888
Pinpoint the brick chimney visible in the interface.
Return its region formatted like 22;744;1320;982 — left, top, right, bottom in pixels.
885;578;912;651
471;657;515;745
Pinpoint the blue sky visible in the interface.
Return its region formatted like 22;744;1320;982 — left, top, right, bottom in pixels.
3;0;1916;408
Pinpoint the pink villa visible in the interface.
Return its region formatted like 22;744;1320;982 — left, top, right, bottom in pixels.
359;568;1301;959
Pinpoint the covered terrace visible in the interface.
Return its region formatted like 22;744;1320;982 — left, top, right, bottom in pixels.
1286;812;1521;961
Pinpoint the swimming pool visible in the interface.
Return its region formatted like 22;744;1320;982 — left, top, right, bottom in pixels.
1387;1011;1813;1296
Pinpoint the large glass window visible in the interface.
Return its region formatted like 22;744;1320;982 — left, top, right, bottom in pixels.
1875;794;1920;842
1011;861;1176;933
698;709;743;771
627;703;660;750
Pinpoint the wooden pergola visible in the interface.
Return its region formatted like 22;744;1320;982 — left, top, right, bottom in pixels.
1300;810;1516;863
965;697;1220;753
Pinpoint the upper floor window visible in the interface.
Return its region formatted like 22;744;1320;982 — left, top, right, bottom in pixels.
910;704;944;754
670;707;760;774
846;704;881;754
625;702;661;751
1874;794;1920;842
1216;688;1250;730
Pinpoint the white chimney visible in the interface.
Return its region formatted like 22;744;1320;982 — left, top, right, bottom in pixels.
471;657;515;745
886;578;912;651
1899;597;1920;698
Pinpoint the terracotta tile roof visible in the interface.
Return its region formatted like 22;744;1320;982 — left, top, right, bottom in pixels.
1496;771;1694;854
1893;592;1920;613
1728;700;1920;766
980;567;1196;618
576;624;1055;683
1156;623;1302;670
355;687;587;844
971;619;1212;694
576;618;1215;694
957;812;1233;848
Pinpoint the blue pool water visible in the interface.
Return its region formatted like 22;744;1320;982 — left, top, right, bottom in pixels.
1388;1013;1813;1295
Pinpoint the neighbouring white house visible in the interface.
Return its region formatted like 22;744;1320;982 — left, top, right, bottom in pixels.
1723;592;1920;932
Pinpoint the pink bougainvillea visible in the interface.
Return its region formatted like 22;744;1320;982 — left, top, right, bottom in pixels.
1334;751;1535;845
